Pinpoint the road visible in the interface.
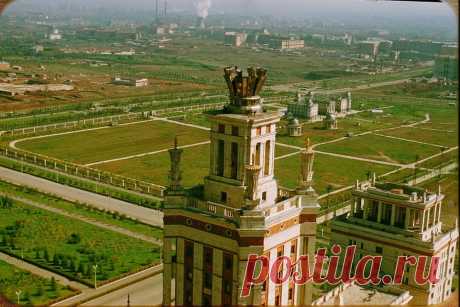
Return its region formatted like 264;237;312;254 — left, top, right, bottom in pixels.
82;274;169;306
52;265;163;306
0;166;163;227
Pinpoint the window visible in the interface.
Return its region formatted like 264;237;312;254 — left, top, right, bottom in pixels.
185;243;194;257
218;124;225;133
266;125;272;133
221;192;227;203
360;242;364;249
403;277;409;285
288;287;293;300
224;255;233;270
256;127;262;136
217;140;225;176
262;192;267;201
204;272;212;289
376;247;383;254
224;281;232;294
231;142;238;179
291;241;297;254
231;126;239;136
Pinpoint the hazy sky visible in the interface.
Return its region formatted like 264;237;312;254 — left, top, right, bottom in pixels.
5;0;457;16
4;0;458;32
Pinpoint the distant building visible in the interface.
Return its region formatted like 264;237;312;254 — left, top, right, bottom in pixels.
112;77;148;87
318;100;336;115
324;112;338;130
331;179;458;305
33;45;44;54
271;38;304;50
49;29;62;40
287;117;302;136
0;61;10;71
224;32;248;47
287;92;319;121
336;92;352;115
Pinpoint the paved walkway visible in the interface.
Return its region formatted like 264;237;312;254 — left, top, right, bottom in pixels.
1;193;162;245
0;166;163;228
0;252;88;291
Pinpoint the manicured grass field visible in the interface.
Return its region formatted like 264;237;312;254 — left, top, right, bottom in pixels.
277;114;399;147
380;127;458;148
0;200;161;286
316;134;440;164
0;260;76;306
16;120;209;164
97;143;210;188
96;143;299;188
275;153;396;194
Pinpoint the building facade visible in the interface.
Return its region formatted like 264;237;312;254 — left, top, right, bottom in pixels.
287;92;319;121
163;66;319;306
331;178;458;305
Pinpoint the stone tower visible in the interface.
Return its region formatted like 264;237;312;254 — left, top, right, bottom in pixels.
163;66;319;307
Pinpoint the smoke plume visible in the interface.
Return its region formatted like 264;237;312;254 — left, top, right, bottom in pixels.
194;0;211;18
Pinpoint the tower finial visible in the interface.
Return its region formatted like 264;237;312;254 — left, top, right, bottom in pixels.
168;136;183;192
305;137;311;151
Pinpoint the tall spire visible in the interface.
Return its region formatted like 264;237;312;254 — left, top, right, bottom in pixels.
168;136;183;191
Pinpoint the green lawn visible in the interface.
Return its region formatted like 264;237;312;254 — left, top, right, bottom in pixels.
380;127;458;148
16;120;209;164
0;180;162;240
316;134;440;164
0;260;76;306
96;143;299;188
0;200;161;286
97;143;210;188
275;153;396;194
277;114;399;147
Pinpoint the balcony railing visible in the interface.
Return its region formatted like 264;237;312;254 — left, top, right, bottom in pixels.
186;197;239;222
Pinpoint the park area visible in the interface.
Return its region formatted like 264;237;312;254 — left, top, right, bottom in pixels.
9;97;458;196
0;198;161;287
0;260;76;306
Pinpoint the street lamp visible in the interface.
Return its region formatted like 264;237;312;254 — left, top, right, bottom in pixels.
93;264;98;289
15;290;22;305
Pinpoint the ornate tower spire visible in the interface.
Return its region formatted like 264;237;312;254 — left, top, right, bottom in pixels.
168;136;183;191
223;66;267;115
298;137;315;194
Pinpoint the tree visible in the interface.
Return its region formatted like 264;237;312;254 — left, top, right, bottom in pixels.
50;277;57;291
43;249;50;262
0;196;13;209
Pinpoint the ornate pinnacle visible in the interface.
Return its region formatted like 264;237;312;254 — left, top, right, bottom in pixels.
245;154;261;203
168;136;183;191
223;66;267;115
298;138;315;192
